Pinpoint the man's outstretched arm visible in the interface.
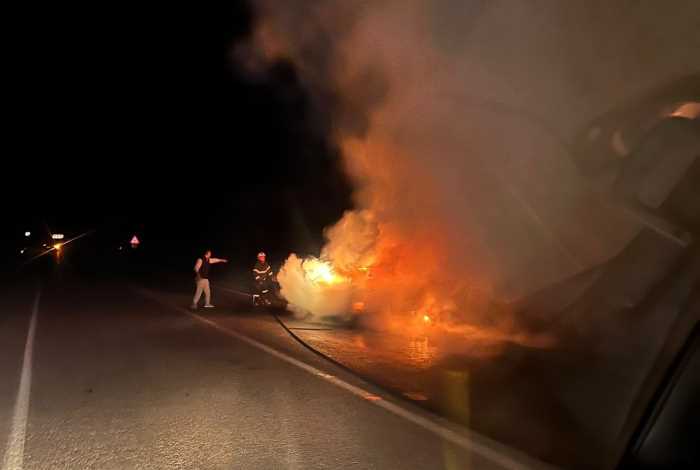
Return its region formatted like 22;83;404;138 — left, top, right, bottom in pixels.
209;258;228;264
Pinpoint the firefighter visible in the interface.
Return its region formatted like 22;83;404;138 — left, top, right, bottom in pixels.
191;249;228;309
252;251;274;306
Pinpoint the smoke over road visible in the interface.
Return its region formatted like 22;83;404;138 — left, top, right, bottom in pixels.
239;1;699;330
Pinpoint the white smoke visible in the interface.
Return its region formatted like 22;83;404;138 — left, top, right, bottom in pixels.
277;253;355;319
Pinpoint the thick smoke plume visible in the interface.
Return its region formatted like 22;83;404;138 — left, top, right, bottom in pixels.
244;1;699;332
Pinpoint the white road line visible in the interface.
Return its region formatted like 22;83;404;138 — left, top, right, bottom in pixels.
2;289;40;470
139;290;548;470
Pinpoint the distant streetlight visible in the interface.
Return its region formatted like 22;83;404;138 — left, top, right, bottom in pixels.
24;231;31;237
51;233;65;240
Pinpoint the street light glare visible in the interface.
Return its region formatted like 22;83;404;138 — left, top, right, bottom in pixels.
53;243;63;251
25;231;31;237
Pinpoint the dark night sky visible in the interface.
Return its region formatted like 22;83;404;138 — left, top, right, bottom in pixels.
5;2;353;271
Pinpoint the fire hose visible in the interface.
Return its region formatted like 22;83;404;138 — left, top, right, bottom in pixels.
217;285;357;369
216;285;410;400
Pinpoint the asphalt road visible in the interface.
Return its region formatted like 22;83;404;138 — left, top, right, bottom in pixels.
0;277;548;470
147;239;695;470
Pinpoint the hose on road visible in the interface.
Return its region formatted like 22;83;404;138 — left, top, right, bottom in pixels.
218;284;402;399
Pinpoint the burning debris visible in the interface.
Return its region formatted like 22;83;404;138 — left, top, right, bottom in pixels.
276;208;499;338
